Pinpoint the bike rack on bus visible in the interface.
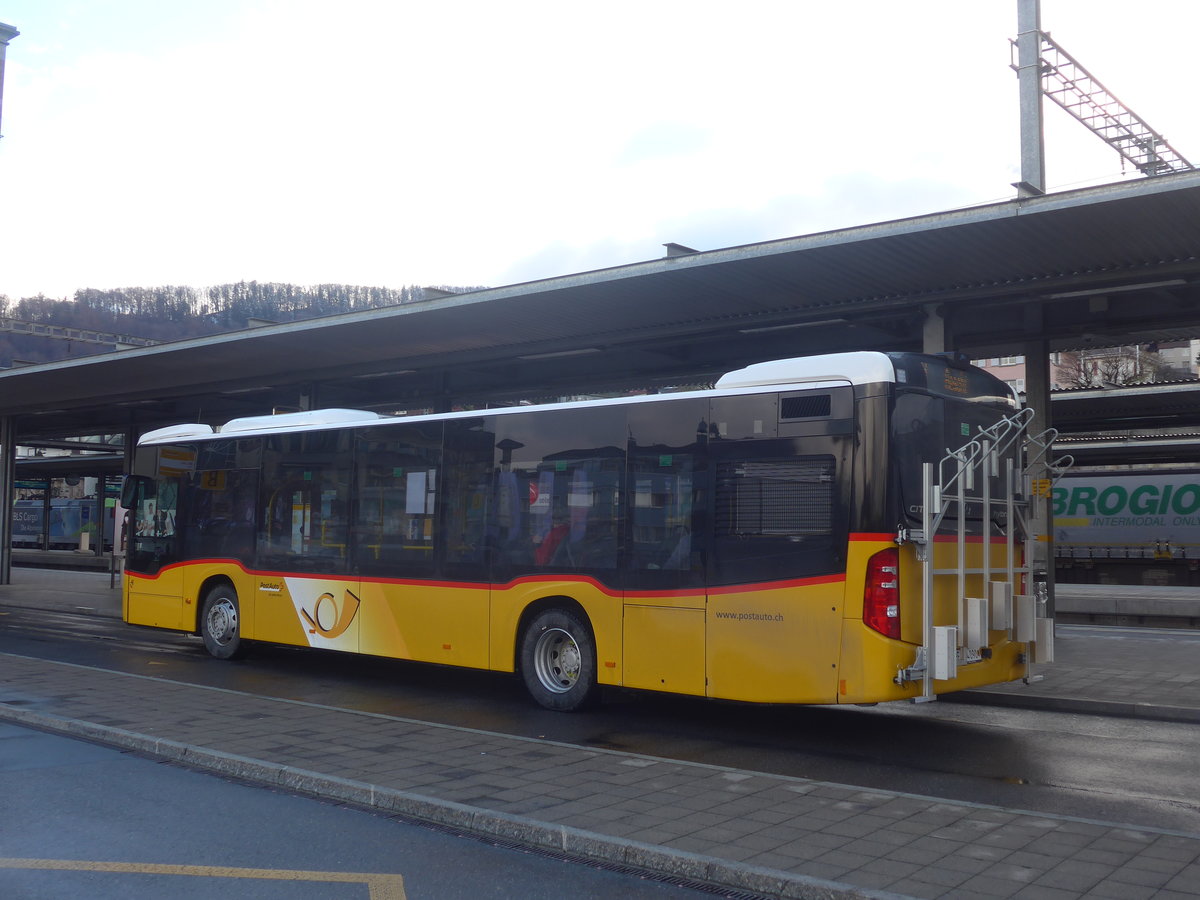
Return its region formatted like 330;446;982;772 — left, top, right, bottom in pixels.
896;408;1073;702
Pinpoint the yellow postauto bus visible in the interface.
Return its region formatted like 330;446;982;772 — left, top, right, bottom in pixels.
122;351;1054;711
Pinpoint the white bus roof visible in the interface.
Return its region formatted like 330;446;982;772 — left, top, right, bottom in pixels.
137;352;902;446
715;352;896;389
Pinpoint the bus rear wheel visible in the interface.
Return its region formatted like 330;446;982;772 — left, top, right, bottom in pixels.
200;584;247;660
520;608;597;712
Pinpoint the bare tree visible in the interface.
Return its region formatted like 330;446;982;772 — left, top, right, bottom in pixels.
1054;346;1167;387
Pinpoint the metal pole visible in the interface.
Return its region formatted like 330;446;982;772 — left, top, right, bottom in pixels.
0;416;14;583
41;478;51;550
956;453;967;645
981;440;993;590
1006;459;1017;635
0;22;19;140
1024;337;1054;616
0;22;19;582
1015;0;1046;197
921;461;935;702
94;475;105;555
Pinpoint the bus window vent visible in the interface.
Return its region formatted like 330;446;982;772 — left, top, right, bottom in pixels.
780;394;831;420
716;458;833;536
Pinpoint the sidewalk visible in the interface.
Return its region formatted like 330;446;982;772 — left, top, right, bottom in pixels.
2;568;1199;899
0;565;123;616
1055;583;1200;629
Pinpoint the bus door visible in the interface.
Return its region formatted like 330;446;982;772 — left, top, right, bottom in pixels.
124;446;190;630
623;398;708;696
256;431;359;652
624;451;706;694
704;390;854;704
354;420;493;669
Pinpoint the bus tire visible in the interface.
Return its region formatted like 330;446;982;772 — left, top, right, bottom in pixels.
200;584;247;660
519;607;597;711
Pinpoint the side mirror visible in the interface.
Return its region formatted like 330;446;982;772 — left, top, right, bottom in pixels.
120;475;154;508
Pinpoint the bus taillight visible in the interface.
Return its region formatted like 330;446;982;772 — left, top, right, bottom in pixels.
863;548;900;639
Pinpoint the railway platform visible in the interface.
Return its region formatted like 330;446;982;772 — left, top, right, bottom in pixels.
1;567;1198;899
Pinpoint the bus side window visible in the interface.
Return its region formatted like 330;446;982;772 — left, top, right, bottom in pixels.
258;432;352;574
491;407;626;575
181;469;258;564
512;458;620;570
631;455;695;571
563;460;620;569
442;421;492;569
354;423;442;576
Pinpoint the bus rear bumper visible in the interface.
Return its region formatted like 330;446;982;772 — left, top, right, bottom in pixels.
836;621;1035;704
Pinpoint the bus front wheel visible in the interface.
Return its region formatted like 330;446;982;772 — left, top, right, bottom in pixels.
200;584;247;660
520;608;597;711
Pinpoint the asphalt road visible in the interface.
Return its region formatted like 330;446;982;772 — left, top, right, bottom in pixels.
0;721;719;900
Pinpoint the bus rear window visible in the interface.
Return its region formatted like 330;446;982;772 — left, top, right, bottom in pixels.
891;390;1017;530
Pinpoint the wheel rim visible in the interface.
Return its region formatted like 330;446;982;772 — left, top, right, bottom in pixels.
532;627;581;694
207;597;238;646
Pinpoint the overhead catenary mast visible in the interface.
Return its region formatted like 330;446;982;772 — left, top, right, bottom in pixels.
1029;32;1194;177
1012;0;1193;199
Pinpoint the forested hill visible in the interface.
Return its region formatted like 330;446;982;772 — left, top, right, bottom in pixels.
0;281;478;366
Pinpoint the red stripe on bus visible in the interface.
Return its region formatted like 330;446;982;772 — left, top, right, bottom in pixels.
705;574;845;596
125;559;845;598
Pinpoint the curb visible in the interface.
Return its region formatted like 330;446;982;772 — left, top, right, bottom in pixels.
0;704;900;900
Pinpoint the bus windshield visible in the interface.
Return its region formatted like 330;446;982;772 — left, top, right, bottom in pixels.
888;357;1017;530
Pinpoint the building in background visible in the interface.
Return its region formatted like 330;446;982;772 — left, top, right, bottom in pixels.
974;340;1200;396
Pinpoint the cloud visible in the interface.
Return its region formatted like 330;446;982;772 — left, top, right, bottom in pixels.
615;121;713;167
495;170;988;289
2;0;1198;300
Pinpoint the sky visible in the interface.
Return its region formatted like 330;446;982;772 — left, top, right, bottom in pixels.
1;0;1199;302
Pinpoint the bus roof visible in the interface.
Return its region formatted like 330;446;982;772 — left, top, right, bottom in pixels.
136;351;910;446
716;351;896;389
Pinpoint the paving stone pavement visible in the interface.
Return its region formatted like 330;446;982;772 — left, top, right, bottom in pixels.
1;567;1199;899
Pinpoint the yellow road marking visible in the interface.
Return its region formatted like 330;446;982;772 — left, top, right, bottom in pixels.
0;858;405;899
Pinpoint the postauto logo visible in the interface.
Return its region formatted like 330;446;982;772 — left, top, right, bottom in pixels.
1052;479;1200;520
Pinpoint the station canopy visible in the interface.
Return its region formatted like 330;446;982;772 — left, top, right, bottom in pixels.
4;171;1200;445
